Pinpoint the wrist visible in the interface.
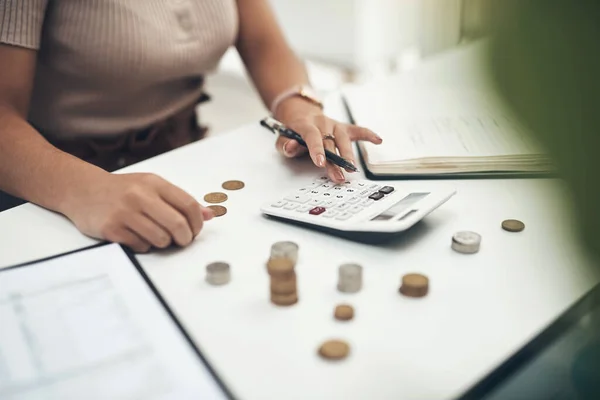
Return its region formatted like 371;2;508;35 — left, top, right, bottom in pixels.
56;162;110;216
274;96;324;123
270;84;324;118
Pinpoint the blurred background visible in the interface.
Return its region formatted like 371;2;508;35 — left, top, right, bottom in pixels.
203;0;496;134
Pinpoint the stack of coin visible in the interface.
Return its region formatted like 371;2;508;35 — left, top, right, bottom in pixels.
267;257;298;306
270;241;299;264
206;262;230;286
337;263;362;293
399;273;428;298
451;231;481;254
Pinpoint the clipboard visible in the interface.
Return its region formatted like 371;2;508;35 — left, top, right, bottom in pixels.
0;243;236;400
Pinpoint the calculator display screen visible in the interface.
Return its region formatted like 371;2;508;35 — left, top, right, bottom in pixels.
371;193;429;221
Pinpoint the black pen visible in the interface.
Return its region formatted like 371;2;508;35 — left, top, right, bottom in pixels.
260;116;358;172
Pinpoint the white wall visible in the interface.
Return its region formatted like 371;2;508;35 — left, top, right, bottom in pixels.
203;0;470;134
269;0;463;77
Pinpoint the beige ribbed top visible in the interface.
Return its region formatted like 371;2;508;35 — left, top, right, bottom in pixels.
0;0;238;138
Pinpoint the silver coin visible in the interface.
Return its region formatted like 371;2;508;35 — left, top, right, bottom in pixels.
337;263;362;293
451;231;481;254
206;262;231;286
270;241;299;264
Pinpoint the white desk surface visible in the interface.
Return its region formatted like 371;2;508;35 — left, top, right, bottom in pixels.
1;41;599;400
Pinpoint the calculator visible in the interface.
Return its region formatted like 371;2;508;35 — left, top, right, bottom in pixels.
260;176;456;243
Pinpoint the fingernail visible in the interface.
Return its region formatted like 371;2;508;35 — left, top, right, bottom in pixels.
375;135;383;142
335;170;345;181
283;141;292;156
316;154;326;167
204;208;215;219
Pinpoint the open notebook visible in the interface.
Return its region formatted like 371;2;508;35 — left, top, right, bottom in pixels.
343;85;554;178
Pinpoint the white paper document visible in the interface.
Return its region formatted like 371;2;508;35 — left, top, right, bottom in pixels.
0;244;230;400
343;85;552;174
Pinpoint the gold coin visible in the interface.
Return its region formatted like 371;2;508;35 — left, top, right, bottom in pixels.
203;192;228;204
222;180;245;191
266;257;295;277
270;292;298;306
270;273;297;295
502;219;525;232
318;340;350;360
399;273;429;298
334;304;354;321
207;205;227;217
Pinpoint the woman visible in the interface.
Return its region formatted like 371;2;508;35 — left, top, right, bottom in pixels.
0;0;382;252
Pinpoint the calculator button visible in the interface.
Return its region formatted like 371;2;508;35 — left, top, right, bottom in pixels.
316;176;329;181
318;183;334;189
309;189;322;196
368;184;381;190
350;181;368;188
323;200;339;208
299;182;322;191
330;185;345;191
346;196;361;204
308;198;323;206
284;203;299;210
336;203;351;211
345;188;356;194
369;192;385;201
321;210;339;218
334;193;348;201
359;189;371;197
271;200;287;208
285;194;310;203
318;194;339;203
309;206;327;215
379;186;395;194
361;199;375;207
349;205;364;214
296;205;313;213
335;212;353;221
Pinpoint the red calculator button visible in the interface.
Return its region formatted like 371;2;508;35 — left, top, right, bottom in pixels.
309;207;326;215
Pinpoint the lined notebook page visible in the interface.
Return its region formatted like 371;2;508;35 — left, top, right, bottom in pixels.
344;86;543;163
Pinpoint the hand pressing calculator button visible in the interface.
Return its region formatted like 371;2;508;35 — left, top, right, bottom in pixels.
261;177;456;243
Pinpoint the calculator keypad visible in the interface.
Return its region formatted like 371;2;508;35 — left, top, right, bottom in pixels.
269;177;397;222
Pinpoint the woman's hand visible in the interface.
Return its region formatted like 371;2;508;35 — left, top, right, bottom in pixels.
274;98;382;183
62;172;214;253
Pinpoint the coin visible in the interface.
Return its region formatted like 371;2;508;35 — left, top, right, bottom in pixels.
270;292;298;306
334;304;354;321
502;219;525;232
318;340;350;360
203;192;228;204
451;231;481;254
270;241;299;264
337;263;362;293
205;262;231;286
266;257;295;277
270;273;297;295
222;180;245;190
207;205;227;217
399;273;429;298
